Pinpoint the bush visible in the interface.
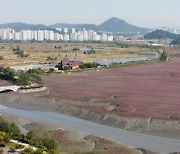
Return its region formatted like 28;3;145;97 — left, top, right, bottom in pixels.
80;62;98;69
21;147;35;154
54;46;62;49
3;133;11;143
34;148;44;154
46;57;57;61
72;48;80;51
0;56;4;60
9;123;21;139
42;138;58;151
13;46;29;57
160;50;168;61
4;67;17;78
0;118;21;140
84;49;96;54
0;67;42;86
64;66;71;70
27;68;43;75
15;73;42;86
15;144;25;149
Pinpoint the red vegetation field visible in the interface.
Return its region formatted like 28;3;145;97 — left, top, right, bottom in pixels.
42;55;180;119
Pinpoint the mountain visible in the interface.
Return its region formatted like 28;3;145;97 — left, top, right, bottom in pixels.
0;22;51;32
0;17;150;34
99;17;149;33
51;17;149;33
144;30;179;39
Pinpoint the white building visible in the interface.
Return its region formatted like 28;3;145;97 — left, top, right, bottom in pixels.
63;28;68;33
44;30;50;40
54;33;61;41
49;31;54;41
77;33;83;41
37;30;44;41
0;28;114;42
108;36;113;42
0;29;15;40
101;33;108;42
56;28;61;32
13;32;21;40
63;34;70;41
21;30;33;41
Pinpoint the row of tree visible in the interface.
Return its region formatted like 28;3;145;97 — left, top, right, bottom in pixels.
0;67;42;86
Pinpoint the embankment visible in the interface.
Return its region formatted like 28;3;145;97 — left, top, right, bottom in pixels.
0;93;180;139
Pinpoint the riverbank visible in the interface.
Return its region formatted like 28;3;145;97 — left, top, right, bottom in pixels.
1;112;157;154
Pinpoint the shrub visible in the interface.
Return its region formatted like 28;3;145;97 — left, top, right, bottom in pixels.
46;57;57;61
34;148;44;154
160;50;168;61
0;56;4;60
0;118;21;140
3;133;11;143
84;49;96;54
42;138;58;151
72;48;80;51
15;144;25;149
21;147;35;154
80;62;98;69
15;73;42;86
12;46;29;57
54;46;62;49
27;68;43;75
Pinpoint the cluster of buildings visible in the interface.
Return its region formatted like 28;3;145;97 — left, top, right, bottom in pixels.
157;27;180;34
0;28;114;42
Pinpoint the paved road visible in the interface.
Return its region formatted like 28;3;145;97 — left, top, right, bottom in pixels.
0;106;180;153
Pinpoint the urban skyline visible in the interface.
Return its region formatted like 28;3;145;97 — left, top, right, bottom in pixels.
0;0;180;29
0;28;114;42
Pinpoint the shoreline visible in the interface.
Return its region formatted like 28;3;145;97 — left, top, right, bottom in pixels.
0;105;180;153
0;93;180;140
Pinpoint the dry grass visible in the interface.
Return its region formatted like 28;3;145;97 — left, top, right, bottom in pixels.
0;42;151;67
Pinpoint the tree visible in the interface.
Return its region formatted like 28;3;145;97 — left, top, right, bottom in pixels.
4;67;17;78
160;50;168;61
9;123;21;139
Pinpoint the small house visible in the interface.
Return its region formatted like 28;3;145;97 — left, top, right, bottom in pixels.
59;57;83;70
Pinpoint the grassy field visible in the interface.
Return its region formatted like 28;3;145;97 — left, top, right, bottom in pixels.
0;42;153;67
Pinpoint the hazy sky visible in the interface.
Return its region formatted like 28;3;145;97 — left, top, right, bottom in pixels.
0;0;179;28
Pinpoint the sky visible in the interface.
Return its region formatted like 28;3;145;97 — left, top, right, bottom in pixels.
0;0;179;29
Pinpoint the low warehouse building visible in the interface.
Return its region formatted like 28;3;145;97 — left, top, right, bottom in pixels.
59;58;83;70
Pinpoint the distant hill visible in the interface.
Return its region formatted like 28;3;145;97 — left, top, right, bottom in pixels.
144;30;179;39
0;22;51;32
0;17;150;34
98;17;149;33
51;17;150;34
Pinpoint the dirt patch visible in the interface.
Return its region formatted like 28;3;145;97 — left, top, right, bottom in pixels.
0;79;13;87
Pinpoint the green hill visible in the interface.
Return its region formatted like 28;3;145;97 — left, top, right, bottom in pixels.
144;30;179;39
